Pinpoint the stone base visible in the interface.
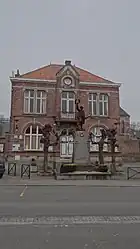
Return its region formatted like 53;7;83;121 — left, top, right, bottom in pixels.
61;163;94;173
57;175;87;180
57;171;111;180
74;131;90;164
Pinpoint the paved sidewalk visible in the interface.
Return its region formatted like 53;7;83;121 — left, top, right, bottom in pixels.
0;175;140;187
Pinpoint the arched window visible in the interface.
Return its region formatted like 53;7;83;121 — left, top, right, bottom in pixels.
90;126;108;152
60;130;74;157
24;125;43;151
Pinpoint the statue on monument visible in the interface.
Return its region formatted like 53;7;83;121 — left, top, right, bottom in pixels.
75;99;90;131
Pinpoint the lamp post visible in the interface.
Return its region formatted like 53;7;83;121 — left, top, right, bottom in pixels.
40;124;59;173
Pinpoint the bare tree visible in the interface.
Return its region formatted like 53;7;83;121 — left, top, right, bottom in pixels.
98;129;107;165
89;126;118;173
40;124;59;173
107;127;118;173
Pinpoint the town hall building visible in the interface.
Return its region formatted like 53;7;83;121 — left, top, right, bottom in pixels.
6;60;125;162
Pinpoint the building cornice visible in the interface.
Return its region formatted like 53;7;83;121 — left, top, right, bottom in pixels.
10;77;56;83
10;77;121;87
12;85;118;93
80;81;121;87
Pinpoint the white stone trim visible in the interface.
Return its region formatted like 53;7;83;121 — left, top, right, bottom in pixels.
12;85;118;93
80;81;121;87
23;86;48;92
61;75;75;88
10;77;56;83
60;88;77;93
56;65;79;78
10;77;121;87
22;121;43;133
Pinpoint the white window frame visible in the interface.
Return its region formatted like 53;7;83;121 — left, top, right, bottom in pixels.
36;90;46;114
61;91;75;119
24;125;43;151
99;94;108;116
24;89;34;113
88;93;108;117
60;130;74;158
90;126;108;152
24;89;46;114
88;93;98;116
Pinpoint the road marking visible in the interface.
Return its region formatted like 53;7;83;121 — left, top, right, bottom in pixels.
0;216;140;225
20;185;27;197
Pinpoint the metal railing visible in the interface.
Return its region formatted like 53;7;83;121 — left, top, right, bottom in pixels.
127;167;140;180
60;112;76;119
8;163;16;176
21;164;30;179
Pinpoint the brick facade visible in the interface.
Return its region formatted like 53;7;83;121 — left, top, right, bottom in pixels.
8;60;122;162
120;107;130;135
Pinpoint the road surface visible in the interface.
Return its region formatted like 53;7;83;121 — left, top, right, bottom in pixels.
0;185;140;248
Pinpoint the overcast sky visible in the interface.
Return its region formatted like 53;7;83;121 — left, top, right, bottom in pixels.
0;0;139;121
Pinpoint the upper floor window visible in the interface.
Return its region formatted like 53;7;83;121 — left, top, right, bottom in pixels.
88;93;97;116
99;94;108;116
24;125;43;151
24;89;46;114
88;93;108;116
61;91;75;116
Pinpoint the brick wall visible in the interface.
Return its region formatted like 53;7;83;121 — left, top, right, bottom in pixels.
119;135;140;154
11;82;120;132
118;135;140;161
120;116;130;134
9;64;121;158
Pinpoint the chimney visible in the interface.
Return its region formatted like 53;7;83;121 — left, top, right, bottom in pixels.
12;71;15;77
15;69;20;77
65;60;71;65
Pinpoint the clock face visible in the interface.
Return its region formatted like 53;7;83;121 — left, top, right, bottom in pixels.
63;77;72;85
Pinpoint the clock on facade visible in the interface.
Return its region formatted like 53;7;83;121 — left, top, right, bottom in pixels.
63;77;72;85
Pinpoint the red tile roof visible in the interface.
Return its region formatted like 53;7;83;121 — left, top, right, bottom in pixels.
20;63;113;83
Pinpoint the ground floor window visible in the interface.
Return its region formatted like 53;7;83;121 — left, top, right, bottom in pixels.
90;126;108;152
24;125;43;151
60;130;74;157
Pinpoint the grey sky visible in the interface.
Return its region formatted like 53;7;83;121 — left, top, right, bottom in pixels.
0;0;139;121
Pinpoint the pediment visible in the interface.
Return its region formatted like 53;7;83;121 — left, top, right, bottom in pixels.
56;61;79;79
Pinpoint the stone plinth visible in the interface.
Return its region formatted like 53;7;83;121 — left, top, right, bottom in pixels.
74;131;90;164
